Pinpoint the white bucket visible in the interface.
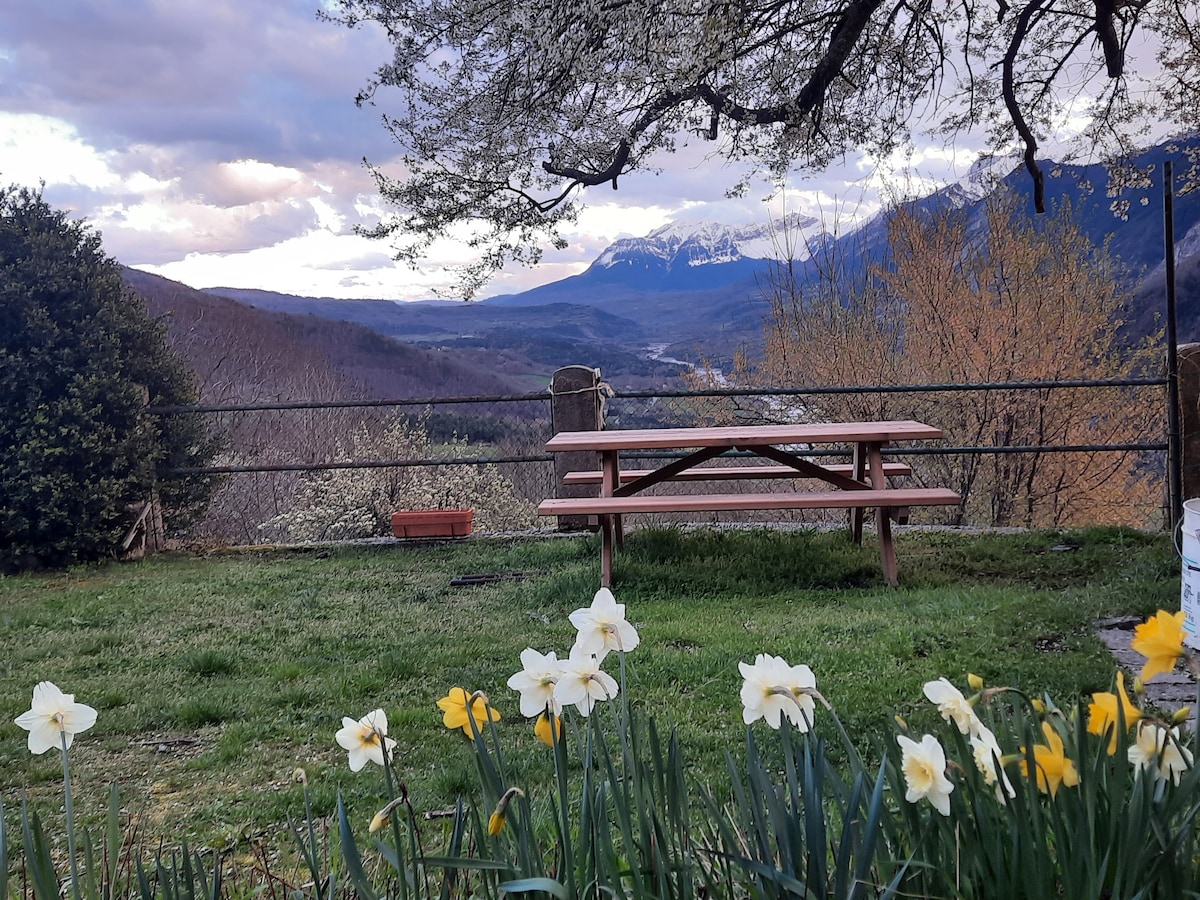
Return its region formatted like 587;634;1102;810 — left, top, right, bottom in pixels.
1181;499;1200;650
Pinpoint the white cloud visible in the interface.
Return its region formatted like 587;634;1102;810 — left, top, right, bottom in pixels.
0;112;120;190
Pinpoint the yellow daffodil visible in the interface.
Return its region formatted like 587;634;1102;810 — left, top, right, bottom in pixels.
14;681;97;754
487;786;524;836
967;673;985;691
369;797;405;833
487;810;505;836
1087;670;1142;754
534;711;562;747
1020;721;1079;797
437;687;501;737
1131;610;1188;681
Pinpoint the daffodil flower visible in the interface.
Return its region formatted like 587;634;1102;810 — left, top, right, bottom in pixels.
554;646;618;716
1087;669;1142;753
1020;721;1079;797
1128;721;1193;785
897;733;954;816
487;786;524;836
369;797;405;833
923;677;982;737
14;681;98;754
506;648;563;718
969;724;1015;802
1131;610;1188;681
569;587;640;662
534;711;562;747
335;708;397;772
437;687;501;737
738;653;817;731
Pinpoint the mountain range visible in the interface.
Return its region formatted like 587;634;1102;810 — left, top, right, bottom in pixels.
157;139;1200;395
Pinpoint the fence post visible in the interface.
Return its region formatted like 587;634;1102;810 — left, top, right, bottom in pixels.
550;365;603;531
1179;344;1200;505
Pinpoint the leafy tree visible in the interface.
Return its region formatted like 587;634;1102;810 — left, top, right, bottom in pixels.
736;192;1163;527
0;185;218;572
328;0;1199;295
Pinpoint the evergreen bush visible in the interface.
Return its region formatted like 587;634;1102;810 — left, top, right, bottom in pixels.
0;185;218;571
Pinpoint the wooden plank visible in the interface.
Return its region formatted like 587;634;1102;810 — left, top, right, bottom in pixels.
562;463;913;484
537;488;961;516
544;420;944;452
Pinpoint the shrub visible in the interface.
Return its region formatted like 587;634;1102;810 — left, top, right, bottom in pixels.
0;185;218;571
257;412;536;542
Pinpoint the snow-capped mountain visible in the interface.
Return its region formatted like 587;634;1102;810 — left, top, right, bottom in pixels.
479;138;1200;349
940;153;1023;207
592;212;824;272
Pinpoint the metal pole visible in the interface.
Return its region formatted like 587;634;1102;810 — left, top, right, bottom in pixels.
1165;159;1183;528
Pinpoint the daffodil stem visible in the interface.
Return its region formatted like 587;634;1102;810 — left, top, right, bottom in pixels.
59;731;81;900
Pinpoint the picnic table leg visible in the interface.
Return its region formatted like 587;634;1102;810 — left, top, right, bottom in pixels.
601;450;624;549
600;451;619;584
866;442;898;585
600;514;614;587
851;443;867;544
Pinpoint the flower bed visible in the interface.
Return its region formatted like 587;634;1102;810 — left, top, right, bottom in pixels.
8;593;1200;899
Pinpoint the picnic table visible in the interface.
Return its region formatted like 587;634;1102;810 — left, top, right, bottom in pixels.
537;420;961;587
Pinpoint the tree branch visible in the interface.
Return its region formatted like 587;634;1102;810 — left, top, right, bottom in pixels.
1093;0;1124;77
1003;0;1047;213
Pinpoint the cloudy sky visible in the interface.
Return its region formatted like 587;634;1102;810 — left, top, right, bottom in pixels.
0;0;995;301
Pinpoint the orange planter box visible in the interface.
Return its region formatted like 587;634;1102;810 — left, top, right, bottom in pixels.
390;509;473;538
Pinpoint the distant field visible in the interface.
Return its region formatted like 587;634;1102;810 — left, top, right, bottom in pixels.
0;525;1177;848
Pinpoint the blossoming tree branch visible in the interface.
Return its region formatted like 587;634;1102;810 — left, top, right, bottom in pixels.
326;0;1200;296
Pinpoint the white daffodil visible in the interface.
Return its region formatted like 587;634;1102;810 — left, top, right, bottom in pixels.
969;724;1015;802
14;681;98;754
554;645;619;716
897;733;955;816
923;677;982;737
335;708;397;772
1129;722;1193;785
738;654;817;731
568;587;640;662
507;648;564;718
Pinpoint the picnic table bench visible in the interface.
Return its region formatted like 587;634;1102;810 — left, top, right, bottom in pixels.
537;421;960;587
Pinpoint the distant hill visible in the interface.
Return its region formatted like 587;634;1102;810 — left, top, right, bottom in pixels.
204;288;692;388
148;138;1200;392
122;268;535;403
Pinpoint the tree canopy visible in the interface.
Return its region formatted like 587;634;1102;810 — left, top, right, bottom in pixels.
0;185;218;572
730;192;1162;527
330;0;1200;295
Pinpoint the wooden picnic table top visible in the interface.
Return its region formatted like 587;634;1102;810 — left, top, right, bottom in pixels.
544;420;944;453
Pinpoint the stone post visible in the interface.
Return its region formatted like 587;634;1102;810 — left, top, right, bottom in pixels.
1180;344;1200;504
550;365;603;531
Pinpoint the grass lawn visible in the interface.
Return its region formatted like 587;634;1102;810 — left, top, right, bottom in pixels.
0;524;1179;852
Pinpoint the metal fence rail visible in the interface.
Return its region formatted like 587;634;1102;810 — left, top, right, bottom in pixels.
157;375;1171;544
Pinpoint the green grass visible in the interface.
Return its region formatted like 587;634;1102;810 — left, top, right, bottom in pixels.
0;525;1178;848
